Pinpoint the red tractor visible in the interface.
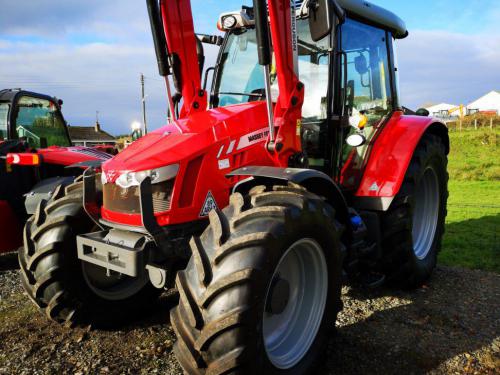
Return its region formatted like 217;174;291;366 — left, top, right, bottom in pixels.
20;0;449;373
0;89;112;254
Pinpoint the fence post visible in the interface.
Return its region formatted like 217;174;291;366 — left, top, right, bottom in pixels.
491;117;494;130
459;120;462;131
474;119;478;130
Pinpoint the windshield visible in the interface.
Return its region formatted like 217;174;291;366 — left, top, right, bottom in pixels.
0;103;8;140
15;96;71;148
215;29;264;107
214;19;331;124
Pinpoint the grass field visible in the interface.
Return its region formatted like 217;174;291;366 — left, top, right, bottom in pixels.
440;128;499;273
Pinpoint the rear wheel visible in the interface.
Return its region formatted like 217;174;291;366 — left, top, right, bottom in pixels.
18;179;159;327
380;134;448;288
170;183;344;374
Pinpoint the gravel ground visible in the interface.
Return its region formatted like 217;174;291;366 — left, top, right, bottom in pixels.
0;251;499;375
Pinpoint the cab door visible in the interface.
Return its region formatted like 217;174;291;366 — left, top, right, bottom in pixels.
336;18;396;190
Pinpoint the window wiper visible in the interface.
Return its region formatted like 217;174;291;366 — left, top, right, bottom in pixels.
218;91;265;98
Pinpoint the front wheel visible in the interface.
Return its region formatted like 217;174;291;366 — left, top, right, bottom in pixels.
19;180;159;327
170;183;344;374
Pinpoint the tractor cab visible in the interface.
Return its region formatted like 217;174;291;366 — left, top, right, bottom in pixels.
210;0;407;190
0;89;71;149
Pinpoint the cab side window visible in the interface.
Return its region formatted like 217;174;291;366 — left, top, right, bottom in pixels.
0;103;8;140
340;19;394;189
342;19;392;124
15;96;70;148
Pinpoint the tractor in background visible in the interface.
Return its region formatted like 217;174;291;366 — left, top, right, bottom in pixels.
20;0;448;373
0;89;112;253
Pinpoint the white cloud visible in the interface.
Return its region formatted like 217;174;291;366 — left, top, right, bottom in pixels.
1;1;498;133
0;41;163;134
397;30;500;108
0;38;220;135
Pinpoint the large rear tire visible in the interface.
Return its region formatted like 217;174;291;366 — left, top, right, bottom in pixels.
171;183;344;374
380;133;448;288
18;179;159;327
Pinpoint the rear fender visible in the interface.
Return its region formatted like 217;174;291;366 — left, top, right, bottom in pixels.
354;112;449;211
0;200;22;253
229;166;350;225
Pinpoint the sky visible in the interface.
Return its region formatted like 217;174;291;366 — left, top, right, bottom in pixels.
0;0;499;135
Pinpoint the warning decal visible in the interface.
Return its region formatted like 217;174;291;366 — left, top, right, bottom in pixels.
199;191;218;217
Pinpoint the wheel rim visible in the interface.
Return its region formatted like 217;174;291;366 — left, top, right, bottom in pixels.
82;263;148;301
412;166;440;260
263;238;328;369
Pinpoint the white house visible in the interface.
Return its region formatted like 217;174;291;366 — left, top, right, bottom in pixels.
467;90;500;115
425;103;459;118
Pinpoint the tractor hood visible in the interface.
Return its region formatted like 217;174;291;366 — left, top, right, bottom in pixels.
102;102;268;179
37;146;112;166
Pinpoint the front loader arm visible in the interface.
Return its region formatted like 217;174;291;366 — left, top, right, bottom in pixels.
267;0;304;165
160;0;207;117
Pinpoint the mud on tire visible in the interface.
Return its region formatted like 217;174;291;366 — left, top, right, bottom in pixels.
171;183;344;374
18;178;159;327
380;133;449;288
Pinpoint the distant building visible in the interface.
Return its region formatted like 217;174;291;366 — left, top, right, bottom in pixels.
466;90;500;115
68;121;116;147
425;103;458;119
425;90;500;121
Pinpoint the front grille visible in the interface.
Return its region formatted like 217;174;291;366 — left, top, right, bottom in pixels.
103;180;173;215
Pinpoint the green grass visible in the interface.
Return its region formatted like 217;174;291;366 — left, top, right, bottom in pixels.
441;181;500;273
447;128;499;181
439;128;500;273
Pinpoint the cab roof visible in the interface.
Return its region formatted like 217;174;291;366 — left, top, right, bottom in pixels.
0;89;59;105
337;0;408;38
222;0;408;39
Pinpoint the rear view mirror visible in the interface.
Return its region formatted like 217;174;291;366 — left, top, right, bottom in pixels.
308;0;344;42
354;54;369;75
308;0;333;42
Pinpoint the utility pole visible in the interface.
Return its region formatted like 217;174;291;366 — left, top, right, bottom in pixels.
141;73;148;135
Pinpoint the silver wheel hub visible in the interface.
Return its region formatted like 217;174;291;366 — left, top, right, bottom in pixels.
412;166;440;260
263;238;328;369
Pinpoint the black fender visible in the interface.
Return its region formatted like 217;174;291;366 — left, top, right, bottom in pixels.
24;176;75;215
228;166;350;226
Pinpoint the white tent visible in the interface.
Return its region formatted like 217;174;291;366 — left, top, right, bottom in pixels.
467;91;500;115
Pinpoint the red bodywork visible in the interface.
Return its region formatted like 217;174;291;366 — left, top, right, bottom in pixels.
102;102;273;226
100;0;447;229
35;146;111;166
101;0;302;227
355;112;447;198
160;0;207;117
0;146;110;253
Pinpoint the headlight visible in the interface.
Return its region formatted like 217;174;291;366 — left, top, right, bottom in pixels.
104;164;179;188
222;15;237;29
